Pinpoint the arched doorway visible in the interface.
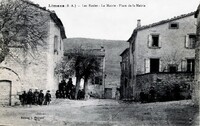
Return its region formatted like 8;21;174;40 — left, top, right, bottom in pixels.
0;80;12;106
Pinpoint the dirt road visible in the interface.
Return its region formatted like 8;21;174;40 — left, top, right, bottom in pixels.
0;99;198;126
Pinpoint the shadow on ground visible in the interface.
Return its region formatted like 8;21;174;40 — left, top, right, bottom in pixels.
165;104;199;126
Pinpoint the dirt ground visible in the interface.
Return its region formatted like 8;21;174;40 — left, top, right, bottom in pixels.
0;99;199;126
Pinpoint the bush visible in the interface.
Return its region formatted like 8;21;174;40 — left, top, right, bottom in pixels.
139;82;191;103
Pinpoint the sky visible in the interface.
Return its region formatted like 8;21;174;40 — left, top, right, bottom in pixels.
32;0;199;40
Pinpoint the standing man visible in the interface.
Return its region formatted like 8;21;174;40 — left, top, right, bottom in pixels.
33;89;39;105
38;90;44;105
27;89;33;107
21;91;27;106
44;90;51;105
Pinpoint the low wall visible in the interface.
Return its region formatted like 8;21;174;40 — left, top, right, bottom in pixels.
135;72;194;101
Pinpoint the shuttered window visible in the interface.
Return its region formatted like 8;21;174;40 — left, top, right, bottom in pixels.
185;34;196;49
148;34;161;48
181;59;187;72
144;59;150;73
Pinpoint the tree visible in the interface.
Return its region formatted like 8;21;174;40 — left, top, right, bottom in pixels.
0;0;48;63
161;50;184;72
62;47;102;99
54;57;75;81
82;57;101;99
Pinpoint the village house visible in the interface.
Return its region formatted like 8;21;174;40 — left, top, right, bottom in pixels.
64;47;106;98
120;48;132;99
0;1;66;105
121;12;196;100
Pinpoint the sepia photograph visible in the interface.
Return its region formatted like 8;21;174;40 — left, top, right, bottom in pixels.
0;0;199;125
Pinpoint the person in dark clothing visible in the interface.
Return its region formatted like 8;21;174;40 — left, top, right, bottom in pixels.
44;90;51;105
59;80;67;98
77;89;81;100
55;90;60;98
21;91;27;106
38;90;44;105
33;89;39;105
70;86;75;99
66;78;73;92
27;89;33;106
63;90;67;98
77;89;85;100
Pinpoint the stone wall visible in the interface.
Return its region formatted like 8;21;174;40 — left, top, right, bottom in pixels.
194;5;200;105
135;72;194;101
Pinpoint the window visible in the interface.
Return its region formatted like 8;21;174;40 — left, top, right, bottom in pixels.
92;76;103;85
168;65;177;73
187;59;195;72
150;59;160;73
148;34;161;48
152;35;159;47
144;58;160;73
169;22;179;29
54;36;59;54
185;34;196;49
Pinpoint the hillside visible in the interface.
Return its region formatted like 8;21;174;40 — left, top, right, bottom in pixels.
64;38;129;87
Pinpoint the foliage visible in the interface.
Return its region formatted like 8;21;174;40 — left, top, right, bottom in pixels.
0;0;48;63
161;50;184;72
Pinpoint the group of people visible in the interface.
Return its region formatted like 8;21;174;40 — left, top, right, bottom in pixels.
56;78;86;100
56;78;75;99
19;89;51;106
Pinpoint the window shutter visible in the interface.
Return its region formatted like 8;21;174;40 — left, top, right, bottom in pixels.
159;59;162;72
144;58;150;73
165;65;169;72
158;35;162;48
185;35;189;48
148;35;152;47
178;63;182;72
181;59;187;72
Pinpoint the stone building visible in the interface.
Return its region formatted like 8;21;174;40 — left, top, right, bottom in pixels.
120;48;132;99
64;48;106;98
122;12;196;100
194;5;200;105
0;2;66;105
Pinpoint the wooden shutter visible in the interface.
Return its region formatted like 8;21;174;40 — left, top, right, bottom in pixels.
159;59;162;72
144;58;150;73
178;63;182;72
185;35;189;48
158;35;162;48
148;35;152;47
181;59;187;72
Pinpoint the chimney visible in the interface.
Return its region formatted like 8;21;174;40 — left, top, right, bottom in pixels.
101;46;105;51
137;19;141;28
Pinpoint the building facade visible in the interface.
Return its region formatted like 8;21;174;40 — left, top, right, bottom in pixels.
122;12;196;100
194;5;200;105
0;2;66;105
120;48;132;99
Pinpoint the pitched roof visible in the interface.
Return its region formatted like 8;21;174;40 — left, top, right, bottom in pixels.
64;49;105;57
120;48;129;56
22;0;67;39
195;4;200;18
128;11;195;42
